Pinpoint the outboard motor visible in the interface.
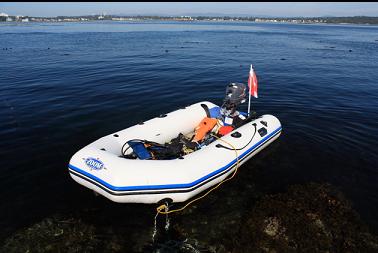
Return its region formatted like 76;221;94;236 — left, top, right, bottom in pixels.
219;83;247;125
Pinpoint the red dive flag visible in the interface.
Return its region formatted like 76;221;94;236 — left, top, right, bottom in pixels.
248;64;258;98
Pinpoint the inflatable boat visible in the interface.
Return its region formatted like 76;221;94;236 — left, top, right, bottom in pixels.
68;100;282;204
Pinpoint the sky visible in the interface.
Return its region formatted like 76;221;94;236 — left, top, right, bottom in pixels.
1;2;378;18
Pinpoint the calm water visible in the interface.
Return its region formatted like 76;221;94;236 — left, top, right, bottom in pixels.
1;21;378;249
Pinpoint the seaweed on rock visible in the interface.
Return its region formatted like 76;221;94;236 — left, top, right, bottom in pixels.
233;183;378;253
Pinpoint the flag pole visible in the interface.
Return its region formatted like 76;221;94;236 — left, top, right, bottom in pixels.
247;64;252;117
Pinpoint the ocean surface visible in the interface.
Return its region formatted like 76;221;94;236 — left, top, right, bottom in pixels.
1;21;378;250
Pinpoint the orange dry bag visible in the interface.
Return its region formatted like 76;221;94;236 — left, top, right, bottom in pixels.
193;117;218;142
218;125;234;136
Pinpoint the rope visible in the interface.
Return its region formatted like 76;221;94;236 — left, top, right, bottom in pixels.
216;123;257;151
156;133;240;215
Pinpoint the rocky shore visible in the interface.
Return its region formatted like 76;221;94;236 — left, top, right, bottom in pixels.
2;183;378;252
233;183;378;253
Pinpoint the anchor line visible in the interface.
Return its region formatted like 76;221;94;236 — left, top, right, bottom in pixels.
156;133;240;215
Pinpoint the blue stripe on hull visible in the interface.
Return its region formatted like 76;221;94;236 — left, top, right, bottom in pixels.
69;126;282;192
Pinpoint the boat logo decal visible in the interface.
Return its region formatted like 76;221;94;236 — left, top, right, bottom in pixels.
83;157;106;170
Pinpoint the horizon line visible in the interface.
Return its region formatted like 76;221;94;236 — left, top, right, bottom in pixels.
3;13;378;19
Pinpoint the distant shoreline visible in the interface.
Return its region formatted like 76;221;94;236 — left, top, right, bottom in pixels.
1;20;378;28
1;15;378;25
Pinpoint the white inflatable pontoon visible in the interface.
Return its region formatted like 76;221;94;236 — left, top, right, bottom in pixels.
68;101;282;204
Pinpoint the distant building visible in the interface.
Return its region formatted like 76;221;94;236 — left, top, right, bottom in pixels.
0;12;8;21
21;18;29;22
6;17;12;22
